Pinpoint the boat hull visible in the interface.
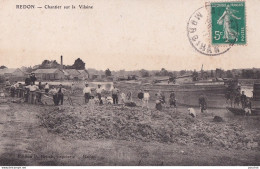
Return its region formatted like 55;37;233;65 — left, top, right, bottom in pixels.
115;82;228;108
150;84;227;108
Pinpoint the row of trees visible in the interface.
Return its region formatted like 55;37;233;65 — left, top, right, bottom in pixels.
38;58;86;70
138;68;260;79
1;60;260;79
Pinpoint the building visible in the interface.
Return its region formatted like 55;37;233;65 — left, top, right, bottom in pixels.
63;69;81;80
0;68;26;81
78;70;89;80
33;69;65;80
0;68;25;77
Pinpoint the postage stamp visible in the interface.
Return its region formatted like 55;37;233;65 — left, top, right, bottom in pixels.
187;5;231;56
210;1;246;45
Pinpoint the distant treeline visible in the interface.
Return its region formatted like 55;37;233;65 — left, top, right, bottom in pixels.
1;61;259;79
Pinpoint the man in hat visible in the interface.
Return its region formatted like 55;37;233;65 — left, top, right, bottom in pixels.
137;89;144;106
143;89;150;108
111;86;120;104
199;94;207;113
44;83;50;94
25;74;31;86
27;82;39;104
57;84;66;105
30;73;37;85
49;86;58;105
83;83;91;104
169;91;177;113
169;91;176;107
5;79;11;88
13;81;19;97
240;91;247;109
96;84;103;105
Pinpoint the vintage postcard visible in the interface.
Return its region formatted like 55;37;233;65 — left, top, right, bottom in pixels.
0;0;259;167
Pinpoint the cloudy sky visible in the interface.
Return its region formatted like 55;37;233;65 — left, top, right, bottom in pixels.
0;0;259;71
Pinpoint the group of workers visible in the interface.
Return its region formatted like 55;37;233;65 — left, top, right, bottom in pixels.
226;90;251;109
5;75;252;114
83;83;121;105
4;73;55;105
6;73;38;103
4;76;206;112
82;83;179;110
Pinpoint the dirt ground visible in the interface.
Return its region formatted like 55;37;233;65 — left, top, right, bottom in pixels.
0;95;259;166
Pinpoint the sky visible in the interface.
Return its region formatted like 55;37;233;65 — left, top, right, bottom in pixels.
0;0;260;71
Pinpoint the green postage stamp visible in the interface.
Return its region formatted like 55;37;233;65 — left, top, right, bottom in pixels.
211;1;246;45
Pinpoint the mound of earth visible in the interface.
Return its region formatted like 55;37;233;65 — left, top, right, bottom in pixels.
39;105;260;150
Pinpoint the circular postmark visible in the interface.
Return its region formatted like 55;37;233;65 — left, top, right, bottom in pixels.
187;5;236;56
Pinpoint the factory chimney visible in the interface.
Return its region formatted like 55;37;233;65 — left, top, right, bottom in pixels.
60;55;63;70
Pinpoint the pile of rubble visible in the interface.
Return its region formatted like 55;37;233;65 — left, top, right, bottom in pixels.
39;105;260;150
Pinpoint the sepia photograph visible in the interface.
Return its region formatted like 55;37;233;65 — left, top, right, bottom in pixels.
0;0;259;167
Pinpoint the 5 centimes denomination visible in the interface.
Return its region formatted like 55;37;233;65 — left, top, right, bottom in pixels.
187;5;232;56
211;1;246;45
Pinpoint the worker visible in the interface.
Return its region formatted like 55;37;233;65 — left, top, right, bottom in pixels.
143;89;150;109
89;95;96;113
5;79;11;90
49;87;58;105
57;84;66;105
13;81;19;97
126;91;132;102
10;84;16;101
155;90;164;110
24;81;30;103
156;90;165;103
161;91;166;104
96;84;103;105
199;94;207;113
83;83;91;104
169;91;176;107
169;91;177;113
30;73;37;85
121;92;126;104
44;83;50;93
105;96;113;104
240;91;247;109
36;82;44;104
111;86;119;104
17;83;23;98
25;74;31;86
27;82;39;104
244;98;252;116
188;108;196;118
5;79;11;86
137;89;144;106
234;91;241;108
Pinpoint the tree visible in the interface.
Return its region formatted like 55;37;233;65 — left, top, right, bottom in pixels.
39;60;60;69
255;71;260;79
0;65;7;69
192;71;199;81
179;70;186;76
168;72;176;78
139;69;150;77
72;58;85;70
216;68;224;78
226;70;233;78
210;70;214;77
160;68;169;76
105;69;112;77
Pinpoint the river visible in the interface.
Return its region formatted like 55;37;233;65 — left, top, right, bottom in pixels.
241;85;254;97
